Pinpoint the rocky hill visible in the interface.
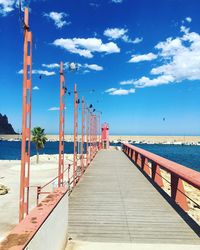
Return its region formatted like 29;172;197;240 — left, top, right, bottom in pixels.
0;114;17;134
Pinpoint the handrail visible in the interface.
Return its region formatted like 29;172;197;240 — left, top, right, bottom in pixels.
31;148;99;205
123;143;200;189
122;143;200;212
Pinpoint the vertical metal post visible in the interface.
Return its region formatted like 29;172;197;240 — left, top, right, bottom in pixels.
19;8;32;222
93;115;95;156
90;112;94;162
98;114;101;149
93;115;95;155
95;115;97;153
93;115;96;153
58;62;65;187
86;107;89;167
73;84;78;187
89;112;92;162
81;97;85;176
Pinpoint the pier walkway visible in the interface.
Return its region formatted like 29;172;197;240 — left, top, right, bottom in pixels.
69;149;200;245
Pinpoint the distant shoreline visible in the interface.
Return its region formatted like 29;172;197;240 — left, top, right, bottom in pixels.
1;134;200;145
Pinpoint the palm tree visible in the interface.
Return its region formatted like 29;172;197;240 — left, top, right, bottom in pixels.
32;127;47;164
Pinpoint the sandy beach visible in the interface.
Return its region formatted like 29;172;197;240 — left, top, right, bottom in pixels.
0;154;76;241
1;134;200;145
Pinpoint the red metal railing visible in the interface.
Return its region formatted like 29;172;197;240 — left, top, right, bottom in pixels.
32;161;84;205
122;143;200;212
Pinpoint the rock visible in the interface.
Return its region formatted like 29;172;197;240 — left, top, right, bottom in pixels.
0;113;17;134
0;184;9;195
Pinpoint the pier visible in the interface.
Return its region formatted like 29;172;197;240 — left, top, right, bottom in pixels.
1;145;200;250
0;5;200;250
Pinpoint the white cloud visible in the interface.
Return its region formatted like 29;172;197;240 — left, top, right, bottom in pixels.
180;25;190;34
131;37;143;44
105;87;135;95
111;0;123;3
89;3;100;7
83;69;90;74
133;75;174;88
128;53;157;63
105;88;117;93
52;38;120;58
32;70;56;76
42;63;60;69
48;107;59;111
48;106;66;111
84;64;103;71
132;27;200;88
44;11;70;29
104;28;127;40
0;0;28;16
120;79;135;85
185;17;192;23
18;69;56;76
33;86;39;90
0;0;14;16
104;28;143;44
41;62;103;72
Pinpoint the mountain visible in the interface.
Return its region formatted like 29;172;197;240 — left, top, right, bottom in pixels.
0;114;17;134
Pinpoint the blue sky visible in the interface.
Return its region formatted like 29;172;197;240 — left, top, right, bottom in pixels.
1;0;200;135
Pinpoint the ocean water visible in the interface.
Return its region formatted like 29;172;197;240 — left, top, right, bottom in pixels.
0;141;80;160
0;141;200;172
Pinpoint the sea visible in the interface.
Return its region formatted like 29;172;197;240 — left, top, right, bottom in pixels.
0;141;200;172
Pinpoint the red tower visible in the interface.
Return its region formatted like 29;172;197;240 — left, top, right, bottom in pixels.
101;123;109;149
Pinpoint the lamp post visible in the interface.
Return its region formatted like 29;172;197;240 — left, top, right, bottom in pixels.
73;83;78;187
58;62;66;187
95;110;102;150
81;96;85;177
19;7;32;222
85;105;91;167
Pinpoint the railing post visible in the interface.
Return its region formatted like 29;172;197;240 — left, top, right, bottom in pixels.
142;157;150;176
131;150;135;161
81;97;85;176
58;62;65;187
95;115;97;154
36;186;41;206
98;114;101;149
89;113;92;161
125;146;128;155
68;164;70;189
135;151;138;165
86;107;90;167
128;147;132;158
171;174;189;211
137;153;142;167
151;162;164;187
73;83;78;187
19;7;32;222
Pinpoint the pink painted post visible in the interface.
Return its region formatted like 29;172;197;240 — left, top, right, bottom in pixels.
19;7;32;222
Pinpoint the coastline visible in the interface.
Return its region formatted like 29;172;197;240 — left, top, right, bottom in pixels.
1;134;200;145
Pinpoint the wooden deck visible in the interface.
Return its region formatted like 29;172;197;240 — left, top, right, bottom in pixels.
68;149;200;244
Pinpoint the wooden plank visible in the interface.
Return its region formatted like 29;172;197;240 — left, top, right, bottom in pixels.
68;150;200;244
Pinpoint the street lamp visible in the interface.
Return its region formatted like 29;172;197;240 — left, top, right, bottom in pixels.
94;110;102;150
